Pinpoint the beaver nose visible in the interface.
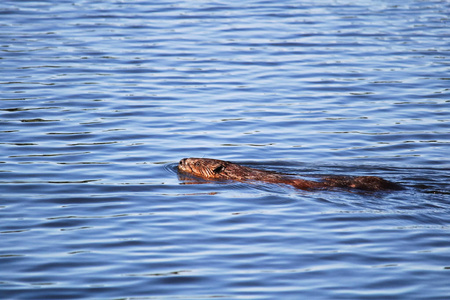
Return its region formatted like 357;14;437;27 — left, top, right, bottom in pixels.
179;158;187;167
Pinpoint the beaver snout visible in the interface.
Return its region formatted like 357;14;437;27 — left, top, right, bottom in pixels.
179;158;188;169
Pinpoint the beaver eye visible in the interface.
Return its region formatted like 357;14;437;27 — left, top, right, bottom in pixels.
213;165;224;174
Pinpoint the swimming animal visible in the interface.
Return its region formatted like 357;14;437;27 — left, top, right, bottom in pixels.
178;158;402;191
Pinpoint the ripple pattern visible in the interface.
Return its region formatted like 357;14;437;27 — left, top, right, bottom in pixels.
1;0;449;299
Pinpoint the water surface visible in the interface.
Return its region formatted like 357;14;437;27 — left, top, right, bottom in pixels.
1;0;449;299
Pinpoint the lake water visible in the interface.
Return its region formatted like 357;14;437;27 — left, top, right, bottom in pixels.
1;0;449;299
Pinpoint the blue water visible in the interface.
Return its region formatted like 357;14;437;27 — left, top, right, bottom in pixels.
1;0;449;299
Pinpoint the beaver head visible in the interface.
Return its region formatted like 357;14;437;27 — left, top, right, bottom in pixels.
178;158;230;180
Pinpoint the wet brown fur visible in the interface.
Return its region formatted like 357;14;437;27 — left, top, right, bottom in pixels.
178;158;402;191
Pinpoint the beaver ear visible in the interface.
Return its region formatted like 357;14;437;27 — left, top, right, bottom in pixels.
213;164;225;174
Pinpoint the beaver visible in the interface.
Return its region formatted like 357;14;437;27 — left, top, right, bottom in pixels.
178;158;402;191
